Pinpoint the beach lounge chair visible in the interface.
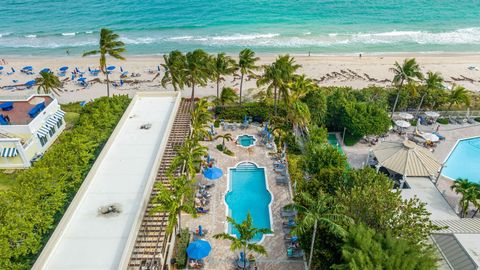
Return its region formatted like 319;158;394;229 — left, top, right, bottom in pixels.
433;132;445;141
0;102;14;111
467;117;476;124
283;219;296;228
75;67;85;76
7;67;15;76
28;102;45;118
276;176;289;185
448;116;457;124
0;115;9;125
196;207;209;214
0;66;3;75
281;209;297;218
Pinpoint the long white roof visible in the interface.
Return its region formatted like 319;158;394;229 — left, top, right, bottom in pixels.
34;92;180;270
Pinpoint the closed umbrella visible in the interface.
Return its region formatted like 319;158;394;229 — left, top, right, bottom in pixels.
399;112;414;120
203;167;223;180
186;240;211;260
425;111;439;118
395;120;411;129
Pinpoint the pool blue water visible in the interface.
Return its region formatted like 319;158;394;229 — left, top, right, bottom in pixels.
443;137;480;184
238;135;255;147
328;133;344;154
226;162;271;242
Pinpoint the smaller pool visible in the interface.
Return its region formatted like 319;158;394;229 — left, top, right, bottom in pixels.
328;133;344;154
237;134;256;148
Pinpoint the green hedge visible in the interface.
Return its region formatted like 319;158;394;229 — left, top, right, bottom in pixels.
175;229;190;269
437;118;449;125
0;95;131;269
215;102;285;122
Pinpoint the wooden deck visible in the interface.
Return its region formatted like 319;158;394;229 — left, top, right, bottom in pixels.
127;99;192;270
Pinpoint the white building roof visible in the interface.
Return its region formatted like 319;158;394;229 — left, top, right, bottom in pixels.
34;92;180;270
401;177;459;221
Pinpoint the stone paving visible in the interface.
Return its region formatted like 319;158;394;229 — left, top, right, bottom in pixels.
339;122;480;216
182;125;306;270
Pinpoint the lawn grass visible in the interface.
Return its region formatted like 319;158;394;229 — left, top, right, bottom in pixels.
0;171;18;190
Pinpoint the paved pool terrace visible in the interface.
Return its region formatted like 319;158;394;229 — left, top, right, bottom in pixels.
183;126;306;270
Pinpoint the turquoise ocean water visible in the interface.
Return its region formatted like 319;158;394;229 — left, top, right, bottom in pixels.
1;0;480;56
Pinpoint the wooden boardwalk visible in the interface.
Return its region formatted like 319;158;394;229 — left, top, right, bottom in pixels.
128;99;192;270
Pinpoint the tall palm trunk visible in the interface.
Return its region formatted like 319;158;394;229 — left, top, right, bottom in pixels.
190;83;195;111
307;220;318;270
106;71;110;97
239;73;244;105
415;93;426;118
390;80;404;118
216;76;220;99
273;85;278;115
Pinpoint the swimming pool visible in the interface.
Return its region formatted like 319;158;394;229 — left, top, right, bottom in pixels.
328;133;344;154
225;162;272;242
442;137;480;183
237;134;256;148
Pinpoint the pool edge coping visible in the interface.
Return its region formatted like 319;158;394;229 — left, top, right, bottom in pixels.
441;135;480;181
224;161;275;245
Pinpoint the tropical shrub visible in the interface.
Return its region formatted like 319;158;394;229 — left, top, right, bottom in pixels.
437;118;449;125
174;228;190;269
215;102;285;122
333;224;438;270
301;89;327;127
0;95;131;268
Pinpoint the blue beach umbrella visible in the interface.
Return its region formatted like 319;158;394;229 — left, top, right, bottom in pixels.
22;66;33;70
77;77;86;82
59;66;68;71
106;66;115;71
203;167;223;180
186;240;211;260
0;66;4;71
40;68;50;73
25;80;36;87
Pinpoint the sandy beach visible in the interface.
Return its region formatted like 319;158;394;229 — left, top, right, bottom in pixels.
1;53;480;104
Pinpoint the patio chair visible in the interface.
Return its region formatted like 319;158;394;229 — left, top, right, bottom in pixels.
467;117;476;124
283;219;296;228
433;132;446;141
287;247;304;259
448;116;457;124
196;207;209;214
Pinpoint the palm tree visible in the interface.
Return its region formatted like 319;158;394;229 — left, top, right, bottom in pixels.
185;49;211;109
389;58;423;117
238;49;259;104
83;28;126;97
150;175;196;233
214;213;271;269
212;53;237;99
161;50;186;91
191;98;213;141
36;71;62;95
215;133;232;149
257;55;300;114
287;75;315;138
286;192;352;270
218;87;238;105
170;140;208;179
451;178;480;217
415;71;443;117
447;85;471;110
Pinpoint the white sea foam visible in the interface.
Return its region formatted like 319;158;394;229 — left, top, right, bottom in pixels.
62;32;76;36
211;33;280;41
0;32;11;38
25;34;37;38
121;36;155;44
85;31;93;34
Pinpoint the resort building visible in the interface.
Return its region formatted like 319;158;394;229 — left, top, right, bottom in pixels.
0;94;65;168
33;92;187;270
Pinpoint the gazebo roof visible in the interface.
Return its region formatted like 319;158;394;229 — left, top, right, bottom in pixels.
372;140;441;177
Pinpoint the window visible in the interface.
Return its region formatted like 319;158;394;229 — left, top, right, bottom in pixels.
38;135;48;146
56;117;63;128
48;126;56;137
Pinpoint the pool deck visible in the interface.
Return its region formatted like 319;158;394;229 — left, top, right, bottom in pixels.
183;125;305;270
